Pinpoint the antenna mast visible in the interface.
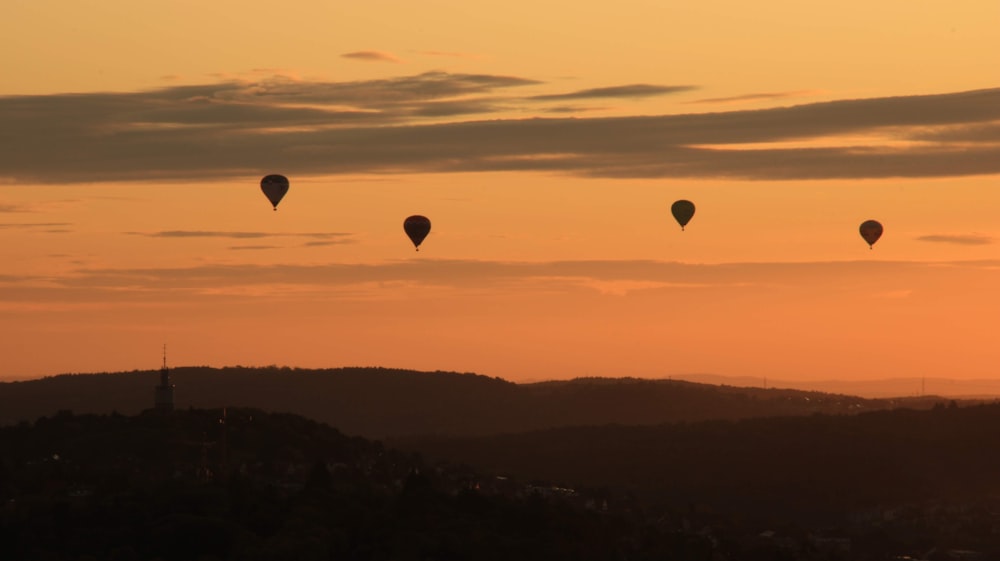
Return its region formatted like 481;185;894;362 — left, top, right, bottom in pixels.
155;344;175;412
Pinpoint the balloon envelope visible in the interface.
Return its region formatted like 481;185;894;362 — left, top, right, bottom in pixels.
404;215;431;250
260;174;289;210
859;219;883;248
671;200;696;230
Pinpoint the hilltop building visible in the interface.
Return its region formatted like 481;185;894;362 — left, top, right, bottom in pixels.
155;345;174;412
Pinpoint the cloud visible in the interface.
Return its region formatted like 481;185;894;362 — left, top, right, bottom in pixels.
127;230;352;240
341;51;403;63
530;84;696;101
576;279;692;296
916;234;994;245
132;230;271;239
689;90;818;105
4;258;999;316
540;105;606;114
303;239;356;247
0;222;72;229
1;74;999;183
228;245;282;251
6;258;988;294
909;122;1000;143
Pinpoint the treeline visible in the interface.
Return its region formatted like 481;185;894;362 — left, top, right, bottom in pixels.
0;367;946;437
393;402;1000;524
5;403;1000;558
0;408;716;561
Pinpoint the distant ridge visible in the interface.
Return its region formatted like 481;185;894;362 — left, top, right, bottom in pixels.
0;366;964;438
671;373;1000;398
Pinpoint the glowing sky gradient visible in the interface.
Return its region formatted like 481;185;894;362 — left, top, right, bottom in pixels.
1;0;998;383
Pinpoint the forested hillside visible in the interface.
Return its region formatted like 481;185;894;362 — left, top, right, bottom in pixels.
0;367;946;437
0;408;715;561
394;401;1000;523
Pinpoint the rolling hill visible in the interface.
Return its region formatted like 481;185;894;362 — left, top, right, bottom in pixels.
0;366;954;438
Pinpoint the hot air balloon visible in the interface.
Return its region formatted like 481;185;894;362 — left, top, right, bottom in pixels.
671;200;696;231
859;219;883;249
260;174;289;211
404;215;431;251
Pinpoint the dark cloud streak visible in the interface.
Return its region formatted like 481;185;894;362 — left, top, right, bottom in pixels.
27;258;996;292
0;222;72;229
4;259;998;307
302;239;356;247
690;91;816;104
529;84;696;101
2;74;999;183
228;245;282;251
341;51;402;63
916;234;994;245
128;230;353;240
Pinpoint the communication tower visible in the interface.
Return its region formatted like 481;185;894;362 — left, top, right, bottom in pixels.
155;344;175;412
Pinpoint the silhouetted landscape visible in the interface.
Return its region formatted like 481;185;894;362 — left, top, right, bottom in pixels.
4;367;1000;559
7;0;998;558
0;367;960;438
393;402;1000;522
3;408;714;560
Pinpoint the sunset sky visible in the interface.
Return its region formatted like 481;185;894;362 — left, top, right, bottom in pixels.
2;0;999;386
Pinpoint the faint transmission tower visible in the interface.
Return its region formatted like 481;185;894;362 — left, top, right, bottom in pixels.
155;344;175;412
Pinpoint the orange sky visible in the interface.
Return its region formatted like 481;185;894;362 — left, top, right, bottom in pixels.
1;1;999;385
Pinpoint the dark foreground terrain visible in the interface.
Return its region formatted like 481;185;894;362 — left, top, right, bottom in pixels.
395;401;1000;519
0;408;715;561
4;406;1000;560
